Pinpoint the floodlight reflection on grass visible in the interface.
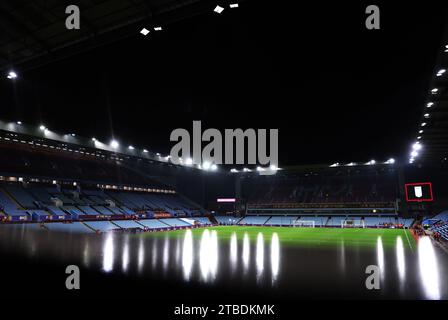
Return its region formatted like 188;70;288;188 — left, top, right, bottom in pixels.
182;229;193;281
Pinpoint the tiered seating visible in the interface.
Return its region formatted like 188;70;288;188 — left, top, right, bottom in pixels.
193;217;212;225
434;211;448;221
28;188;52;204
107;206;126;215
84;221;119;232
245;169;397;205
112;220;144;229
238;216;270;225
0;188;27;217
78;205;100;215
398;218;414;228
214;216;239;225
47;206;68;217
92;206;114;215
119;206;135;215
364;216;395;227
265;216;298;226
4;185;37;208
44;222;94;233
431;221;448;240
160;218;192;227
107;192;138;209
62;206;86;217
327;216;347;227
138;219;172;229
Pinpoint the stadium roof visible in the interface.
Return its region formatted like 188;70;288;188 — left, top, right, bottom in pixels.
1;1;447;167
0;0;232;71
413;39;448;164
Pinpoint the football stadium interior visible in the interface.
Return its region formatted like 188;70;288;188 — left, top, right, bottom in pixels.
1;0;448;307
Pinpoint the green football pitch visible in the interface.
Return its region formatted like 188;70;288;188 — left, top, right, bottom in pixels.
142;226;416;250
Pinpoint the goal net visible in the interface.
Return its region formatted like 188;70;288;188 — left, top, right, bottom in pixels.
341;219;365;228
293;220;315;228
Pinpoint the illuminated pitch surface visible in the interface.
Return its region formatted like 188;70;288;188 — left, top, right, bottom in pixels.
0;225;447;300
144;226;417;249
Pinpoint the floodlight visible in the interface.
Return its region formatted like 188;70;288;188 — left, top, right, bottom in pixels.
412;143;422;151
211;164;218;171
386;158;395;164
411;150;418;157
202;161;211;170
7;71;17;79
140;28;150;36
185;158;193;165
143;149;148;153
230;168;238;173
330;163;339;167
128;145;135;150
214;5;224;13
16;121;22;125
39;125;46;131
110;140;119;149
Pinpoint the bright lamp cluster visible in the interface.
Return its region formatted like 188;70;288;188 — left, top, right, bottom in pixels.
140;3;239;36
409;43;447;163
329;159;395;168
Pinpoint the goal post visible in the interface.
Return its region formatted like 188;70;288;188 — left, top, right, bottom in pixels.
293;220;315;228
341;219;365;228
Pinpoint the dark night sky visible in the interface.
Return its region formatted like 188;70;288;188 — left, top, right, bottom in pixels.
1;1;447;166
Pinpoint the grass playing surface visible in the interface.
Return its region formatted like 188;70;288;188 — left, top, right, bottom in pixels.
141;226;416;250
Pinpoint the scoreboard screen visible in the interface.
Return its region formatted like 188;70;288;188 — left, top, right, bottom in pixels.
405;182;433;202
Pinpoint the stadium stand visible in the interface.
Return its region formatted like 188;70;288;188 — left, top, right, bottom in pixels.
296;216;328;227
192;217;212;225
111;220;144;230
238;216;270;225
0;188;29;220
84;221;120;232
44;222;94;233
4;185;38;208
137;219;172;229
160;218;192;227
327;216;348;227
431;222;448;240
265;216;298;226
92;206;114;215
244;169;397;205
214;216;240;225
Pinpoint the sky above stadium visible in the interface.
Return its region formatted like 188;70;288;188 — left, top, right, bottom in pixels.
1;1;447;166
